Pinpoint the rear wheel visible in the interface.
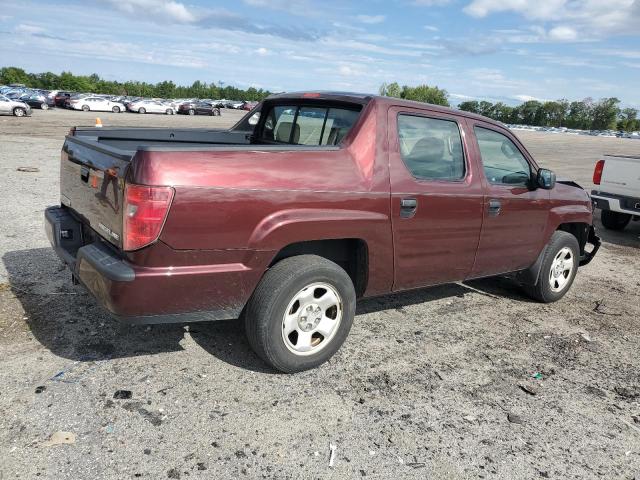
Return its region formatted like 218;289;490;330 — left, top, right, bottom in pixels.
524;231;579;303
601;209;631;231
13;107;26;117
166;108;173;115
188;109;195;115
41;103;49;110
81;105;90;112
244;255;356;373
112;106;120;113
138;107;146;114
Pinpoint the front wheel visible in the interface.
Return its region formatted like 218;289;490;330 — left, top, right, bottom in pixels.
188;109;195;115
138;107;146;114
601;210;631;231
112;106;120;113
166;109;173;115
244;255;356;373
41;103;49;110
13;107;26;117
81;105;90;112
524;231;579;303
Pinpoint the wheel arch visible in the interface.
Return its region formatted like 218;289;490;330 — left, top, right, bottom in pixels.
268;238;369;298
516;222;590;286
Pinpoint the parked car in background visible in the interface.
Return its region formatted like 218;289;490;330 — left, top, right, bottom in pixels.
69;96;126;112
177;101;221;115
241;101;259;111
55;91;74;108
0;95;31;116
591;155;640;231
127;100;175;114
22;92;55;110
45;92;600;373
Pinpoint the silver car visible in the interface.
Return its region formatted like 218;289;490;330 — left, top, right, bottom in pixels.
0;95;32;116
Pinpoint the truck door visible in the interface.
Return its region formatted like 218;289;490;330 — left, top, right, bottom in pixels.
468;122;549;278
388;107;484;290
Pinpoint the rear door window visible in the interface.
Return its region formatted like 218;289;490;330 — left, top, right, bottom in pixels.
397;114;466;180
261;105;361;146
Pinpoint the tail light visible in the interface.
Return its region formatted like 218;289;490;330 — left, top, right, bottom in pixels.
593;159;605;185
123;184;174;251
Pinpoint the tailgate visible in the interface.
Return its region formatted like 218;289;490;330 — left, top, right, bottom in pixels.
601;155;640;197
61;136;134;248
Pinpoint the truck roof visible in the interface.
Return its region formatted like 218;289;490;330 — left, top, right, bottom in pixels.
266;91;506;129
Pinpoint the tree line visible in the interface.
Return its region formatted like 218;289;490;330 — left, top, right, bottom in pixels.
457;98;638;132
0;66;272;101
378;81;638;132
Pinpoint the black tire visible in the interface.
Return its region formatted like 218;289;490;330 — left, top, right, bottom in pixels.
524;231;580;303
13;107;26;117
81;105;90;112
112;106;120;113
138;107;146;114
166;109;173;115
601;209;631;231
41;103;49;110
244;255;356;373
188;109;195;115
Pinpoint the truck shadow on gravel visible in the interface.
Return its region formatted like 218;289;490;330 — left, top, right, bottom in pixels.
3;247;531;373
593;215;640;249
2;247;276;372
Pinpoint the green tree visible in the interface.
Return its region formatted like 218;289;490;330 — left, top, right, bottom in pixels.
401;84;449;106
618;108;639;132
491;102;513;123
458;100;480;114
541;100;568;127
589;97;620;130
379;81;402;98
0;67;30;85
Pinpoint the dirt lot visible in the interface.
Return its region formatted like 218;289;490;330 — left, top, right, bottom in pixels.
1;108;639;480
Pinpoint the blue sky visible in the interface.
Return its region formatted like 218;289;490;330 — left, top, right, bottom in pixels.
1;0;639;106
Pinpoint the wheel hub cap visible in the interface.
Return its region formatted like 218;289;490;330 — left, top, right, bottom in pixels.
298;303;322;331
282;282;343;356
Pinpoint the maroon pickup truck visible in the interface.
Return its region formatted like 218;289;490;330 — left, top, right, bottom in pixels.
45;92;600;372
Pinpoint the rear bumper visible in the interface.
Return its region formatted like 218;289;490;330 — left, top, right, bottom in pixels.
591;190;640;216
45;206;257;324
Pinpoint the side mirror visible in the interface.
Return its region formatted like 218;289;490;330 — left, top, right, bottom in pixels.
537;168;556;189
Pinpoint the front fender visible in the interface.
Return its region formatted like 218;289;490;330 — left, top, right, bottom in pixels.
543;204;593;246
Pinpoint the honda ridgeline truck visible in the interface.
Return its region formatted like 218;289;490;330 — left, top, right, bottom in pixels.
45;92;600;372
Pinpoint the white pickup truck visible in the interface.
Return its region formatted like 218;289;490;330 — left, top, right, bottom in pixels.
591;154;640;231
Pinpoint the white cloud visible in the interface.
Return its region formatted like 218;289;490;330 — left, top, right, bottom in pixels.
423;25;439;32
104;0;196;23
462;0;640;41
513;94;544;102
256;47;270;56
356;14;385;24
413;0;452;5
548;25;577;41
15;23;45;34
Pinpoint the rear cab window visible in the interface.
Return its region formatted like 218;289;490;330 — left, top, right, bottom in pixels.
258;103;361;146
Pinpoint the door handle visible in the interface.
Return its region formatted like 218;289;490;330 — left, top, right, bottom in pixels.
488;199;501;216
400;198;417;218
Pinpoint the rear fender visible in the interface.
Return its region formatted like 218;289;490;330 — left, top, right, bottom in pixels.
248;208;393;296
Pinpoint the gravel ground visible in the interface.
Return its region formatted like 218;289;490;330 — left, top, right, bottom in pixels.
1;108;639;480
